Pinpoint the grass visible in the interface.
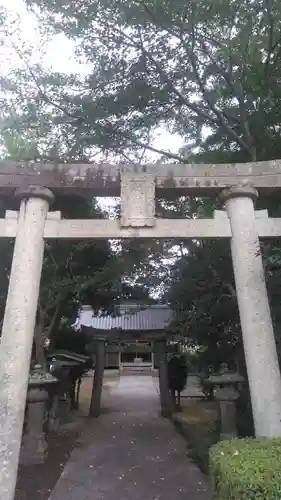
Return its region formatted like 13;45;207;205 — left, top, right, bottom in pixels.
174;401;220;474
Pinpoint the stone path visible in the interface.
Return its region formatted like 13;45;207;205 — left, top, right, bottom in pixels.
48;376;210;500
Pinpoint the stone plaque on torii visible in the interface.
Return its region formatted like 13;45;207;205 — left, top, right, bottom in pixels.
1;160;281;499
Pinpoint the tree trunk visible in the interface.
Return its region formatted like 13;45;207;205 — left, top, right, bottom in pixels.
155;339;173;418
34;302;64;365
89;340;105;417
47;303;64;343
177;391;181;409
170;389;177;411
34;321;45;368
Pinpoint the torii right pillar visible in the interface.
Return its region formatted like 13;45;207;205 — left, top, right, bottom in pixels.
221;183;281;437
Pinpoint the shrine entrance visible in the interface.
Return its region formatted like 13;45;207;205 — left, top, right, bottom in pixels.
1;160;281;499
121;343;153;366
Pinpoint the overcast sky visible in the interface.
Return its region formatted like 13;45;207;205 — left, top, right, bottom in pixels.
0;0;184;159
0;0;188;295
0;0;187;220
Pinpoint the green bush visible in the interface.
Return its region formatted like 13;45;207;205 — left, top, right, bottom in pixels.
210;438;281;499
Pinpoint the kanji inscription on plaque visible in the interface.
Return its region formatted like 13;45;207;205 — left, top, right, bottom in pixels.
120;171;155;227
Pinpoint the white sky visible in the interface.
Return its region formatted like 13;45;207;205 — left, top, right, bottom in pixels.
0;0;184;158
0;0;188;295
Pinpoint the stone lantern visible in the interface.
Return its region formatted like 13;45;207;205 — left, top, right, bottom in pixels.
20;364;58;465
208;364;244;440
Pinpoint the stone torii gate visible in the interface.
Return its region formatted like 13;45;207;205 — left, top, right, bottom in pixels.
1;160;281;499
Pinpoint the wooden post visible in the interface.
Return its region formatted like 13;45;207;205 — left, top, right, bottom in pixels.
155;339;172;418
89;340;105;417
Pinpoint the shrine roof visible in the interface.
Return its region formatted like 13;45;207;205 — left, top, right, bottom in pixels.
81;304;173;331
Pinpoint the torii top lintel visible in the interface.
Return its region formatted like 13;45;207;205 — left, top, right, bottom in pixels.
0;160;280;196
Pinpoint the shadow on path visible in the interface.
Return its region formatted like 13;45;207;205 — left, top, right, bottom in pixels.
48;375;210;500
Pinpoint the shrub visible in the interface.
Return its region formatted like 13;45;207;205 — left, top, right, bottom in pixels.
210;438;281;499
167;354;188;407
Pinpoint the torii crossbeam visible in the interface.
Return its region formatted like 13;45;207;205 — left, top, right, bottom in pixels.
0;160;281;500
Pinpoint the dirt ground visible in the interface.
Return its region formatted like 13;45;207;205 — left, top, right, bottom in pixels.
15;372;119;500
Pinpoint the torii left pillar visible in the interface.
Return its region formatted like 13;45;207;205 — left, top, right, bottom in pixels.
0;186;53;500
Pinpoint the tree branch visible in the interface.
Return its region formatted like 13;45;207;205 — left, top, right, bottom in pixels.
119;23;253;155
46;302;63;337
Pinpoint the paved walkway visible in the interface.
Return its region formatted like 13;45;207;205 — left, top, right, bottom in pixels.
48;376;210;500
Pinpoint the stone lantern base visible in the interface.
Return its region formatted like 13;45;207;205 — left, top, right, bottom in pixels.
20;365;58;465
20;386;48;465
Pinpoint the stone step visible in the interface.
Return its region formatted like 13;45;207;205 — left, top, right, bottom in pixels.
120;367;155;375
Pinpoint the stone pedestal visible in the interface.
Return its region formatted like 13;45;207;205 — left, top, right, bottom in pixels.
48;394;60;433
209;368;244;440
20;387;48;465
20;366;58;465
214;387;239;440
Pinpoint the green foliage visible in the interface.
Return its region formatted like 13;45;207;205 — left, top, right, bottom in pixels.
167;353;188;393
210;438;281;499
167;237;240;369
180;349;201;371
2;0;281;162
0;191;152;359
2;0;281;379
0;194;124;364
